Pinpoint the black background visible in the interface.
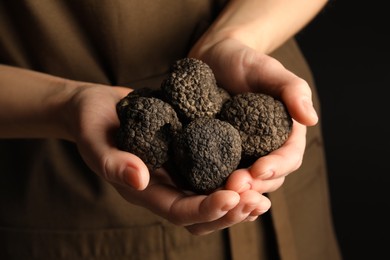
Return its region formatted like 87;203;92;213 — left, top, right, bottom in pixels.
296;1;389;259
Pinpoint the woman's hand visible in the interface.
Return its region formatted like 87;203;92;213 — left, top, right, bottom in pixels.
184;0;326;195
114;168;271;235
189;38;318;194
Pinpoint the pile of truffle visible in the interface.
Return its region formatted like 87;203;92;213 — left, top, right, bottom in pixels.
116;58;292;194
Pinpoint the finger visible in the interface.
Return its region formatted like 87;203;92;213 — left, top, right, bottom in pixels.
244;215;259;222
225;168;253;193
225;169;285;193
250;177;285;193
78;132;151;191
168;190;240;226
119;182;240;226
186;190;270;235
279;76;318;126
103;149;150;190
249;121;306;180
245;54;318;126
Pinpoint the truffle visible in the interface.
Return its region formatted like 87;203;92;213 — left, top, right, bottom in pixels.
116;87;163;119
172;118;242;194
220;92;293;162
161;58;230;122
115;58;293;194
116;94;182;170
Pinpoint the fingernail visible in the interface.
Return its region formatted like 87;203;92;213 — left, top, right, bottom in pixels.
257;170;274;180
245;215;259;222
302;97;318;121
122;166;140;189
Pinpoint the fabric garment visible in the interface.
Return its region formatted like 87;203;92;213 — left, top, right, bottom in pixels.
0;1;342;259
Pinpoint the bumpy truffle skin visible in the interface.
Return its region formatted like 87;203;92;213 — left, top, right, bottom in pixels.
220;92;293;159
116;87;163;120
116;95;182;170
173;118;242;194
161;58;229;122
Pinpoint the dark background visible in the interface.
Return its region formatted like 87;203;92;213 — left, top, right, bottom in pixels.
296;1;389;259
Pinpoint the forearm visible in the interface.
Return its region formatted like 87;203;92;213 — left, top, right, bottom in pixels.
191;0;327;55
0;64;75;140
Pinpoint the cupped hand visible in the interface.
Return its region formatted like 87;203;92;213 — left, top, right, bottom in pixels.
65;84;150;190
114;167;271;235
65;83;271;235
189;38;318;194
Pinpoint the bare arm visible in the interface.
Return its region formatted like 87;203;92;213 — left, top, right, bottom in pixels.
0;64;73;139
191;0;327;55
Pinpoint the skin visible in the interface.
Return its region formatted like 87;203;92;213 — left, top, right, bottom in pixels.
0;0;327;235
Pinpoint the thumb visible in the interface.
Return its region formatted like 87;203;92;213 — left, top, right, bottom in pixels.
281;78;319;127
102;149;150;190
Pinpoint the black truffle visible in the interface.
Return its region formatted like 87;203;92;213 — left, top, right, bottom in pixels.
116;87;163;120
116;95;182;170
172;118;242;194
115;58;294;194
220;92;292;161
161;58;230;122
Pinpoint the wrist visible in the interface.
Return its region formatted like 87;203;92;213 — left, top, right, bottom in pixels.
0;65;80;140
50;79;81;142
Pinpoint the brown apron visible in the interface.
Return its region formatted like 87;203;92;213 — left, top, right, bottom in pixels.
0;1;342;259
